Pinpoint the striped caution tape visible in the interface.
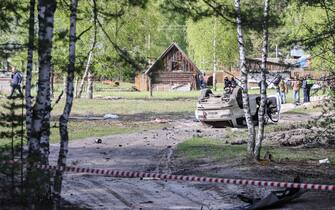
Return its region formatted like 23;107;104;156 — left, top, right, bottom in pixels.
2;160;334;191
34;164;335;192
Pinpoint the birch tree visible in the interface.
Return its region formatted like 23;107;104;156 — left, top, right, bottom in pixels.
53;0;78;208
25;0;35;138
234;0;256;156
27;0;57;206
76;0;97;99
254;0;270;160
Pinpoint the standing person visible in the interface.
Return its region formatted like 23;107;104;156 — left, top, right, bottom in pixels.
273;74;282;103
224;76;231;89
306;75;314;102
291;76;301;105
285;77;291;89
279;79;287;104
302;76;308;103
8;66;23;99
199;73;206;89
230;77;237;88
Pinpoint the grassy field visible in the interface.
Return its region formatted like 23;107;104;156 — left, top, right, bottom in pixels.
0;120;164;147
51;98;195;116
176;137;335;164
284;104;324;115
0;81;327;149
55;82;201;100
1;81;325;116
49;120;164;143
53;81;321;103
48;86;324;116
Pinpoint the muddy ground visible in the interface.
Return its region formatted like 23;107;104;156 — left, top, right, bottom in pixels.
49;102;335;210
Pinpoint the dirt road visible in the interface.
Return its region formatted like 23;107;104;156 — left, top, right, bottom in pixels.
49;102;335;210
50;120;245;209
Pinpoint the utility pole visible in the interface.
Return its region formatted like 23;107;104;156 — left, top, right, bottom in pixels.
213;18;217;91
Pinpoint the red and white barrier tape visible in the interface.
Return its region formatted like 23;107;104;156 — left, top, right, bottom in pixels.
2;160;334;191
35;164;335;192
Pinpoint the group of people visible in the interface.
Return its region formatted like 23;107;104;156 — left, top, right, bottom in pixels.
224;76;238;89
273;74;314;105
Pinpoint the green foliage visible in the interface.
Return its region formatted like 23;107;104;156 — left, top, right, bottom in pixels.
0;98;26;203
0;99;25;144
92;0;188;81
186;18;238;71
0;0;29;68
1;0;334;81
276;0;335;71
176;137;246;161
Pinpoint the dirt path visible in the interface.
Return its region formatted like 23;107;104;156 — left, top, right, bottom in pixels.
49;101;333;210
49;120;244;209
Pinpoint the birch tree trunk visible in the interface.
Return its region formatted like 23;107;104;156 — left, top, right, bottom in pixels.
234;0;256;156
76;50;92;98
63;75;66;90
86;71;93;99
50;66;54;98
255;0;270;160
77;0;97;99
74;76;79;97
25;0;35;139
27;0;57;206
53;0;78;208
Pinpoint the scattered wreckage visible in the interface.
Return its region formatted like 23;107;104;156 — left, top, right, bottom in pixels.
233;176;304;210
195;87;280;127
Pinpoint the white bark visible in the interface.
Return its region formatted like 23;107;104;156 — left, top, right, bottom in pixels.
53;0;78;209
255;0;270;160
86;71;93;99
27;0;57;205
50;66;54;98
25;0;35;140
234;0;256;156
76;50;92;98
74;76;79;97
77;0;97;99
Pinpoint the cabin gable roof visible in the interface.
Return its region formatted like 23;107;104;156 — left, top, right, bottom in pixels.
144;43;200;75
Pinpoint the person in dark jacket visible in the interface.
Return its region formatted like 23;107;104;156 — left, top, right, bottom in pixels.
230;77;237;88
8;66;23;98
306;75;314;102
224;76;231;89
302;76;308;103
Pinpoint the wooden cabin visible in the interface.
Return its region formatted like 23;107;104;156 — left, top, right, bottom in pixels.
135;43;201;91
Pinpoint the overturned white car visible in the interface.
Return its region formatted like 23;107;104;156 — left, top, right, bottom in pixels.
195;87;280;127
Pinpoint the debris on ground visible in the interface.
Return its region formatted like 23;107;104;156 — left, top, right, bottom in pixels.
151;118;170;123
231;140;247;145
319;158;330;164
231;128;239;132
234;177;303;210
266;127;334;147
113;81;120;87
102;96;123;100
95;139;102;144
103;114;119;119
